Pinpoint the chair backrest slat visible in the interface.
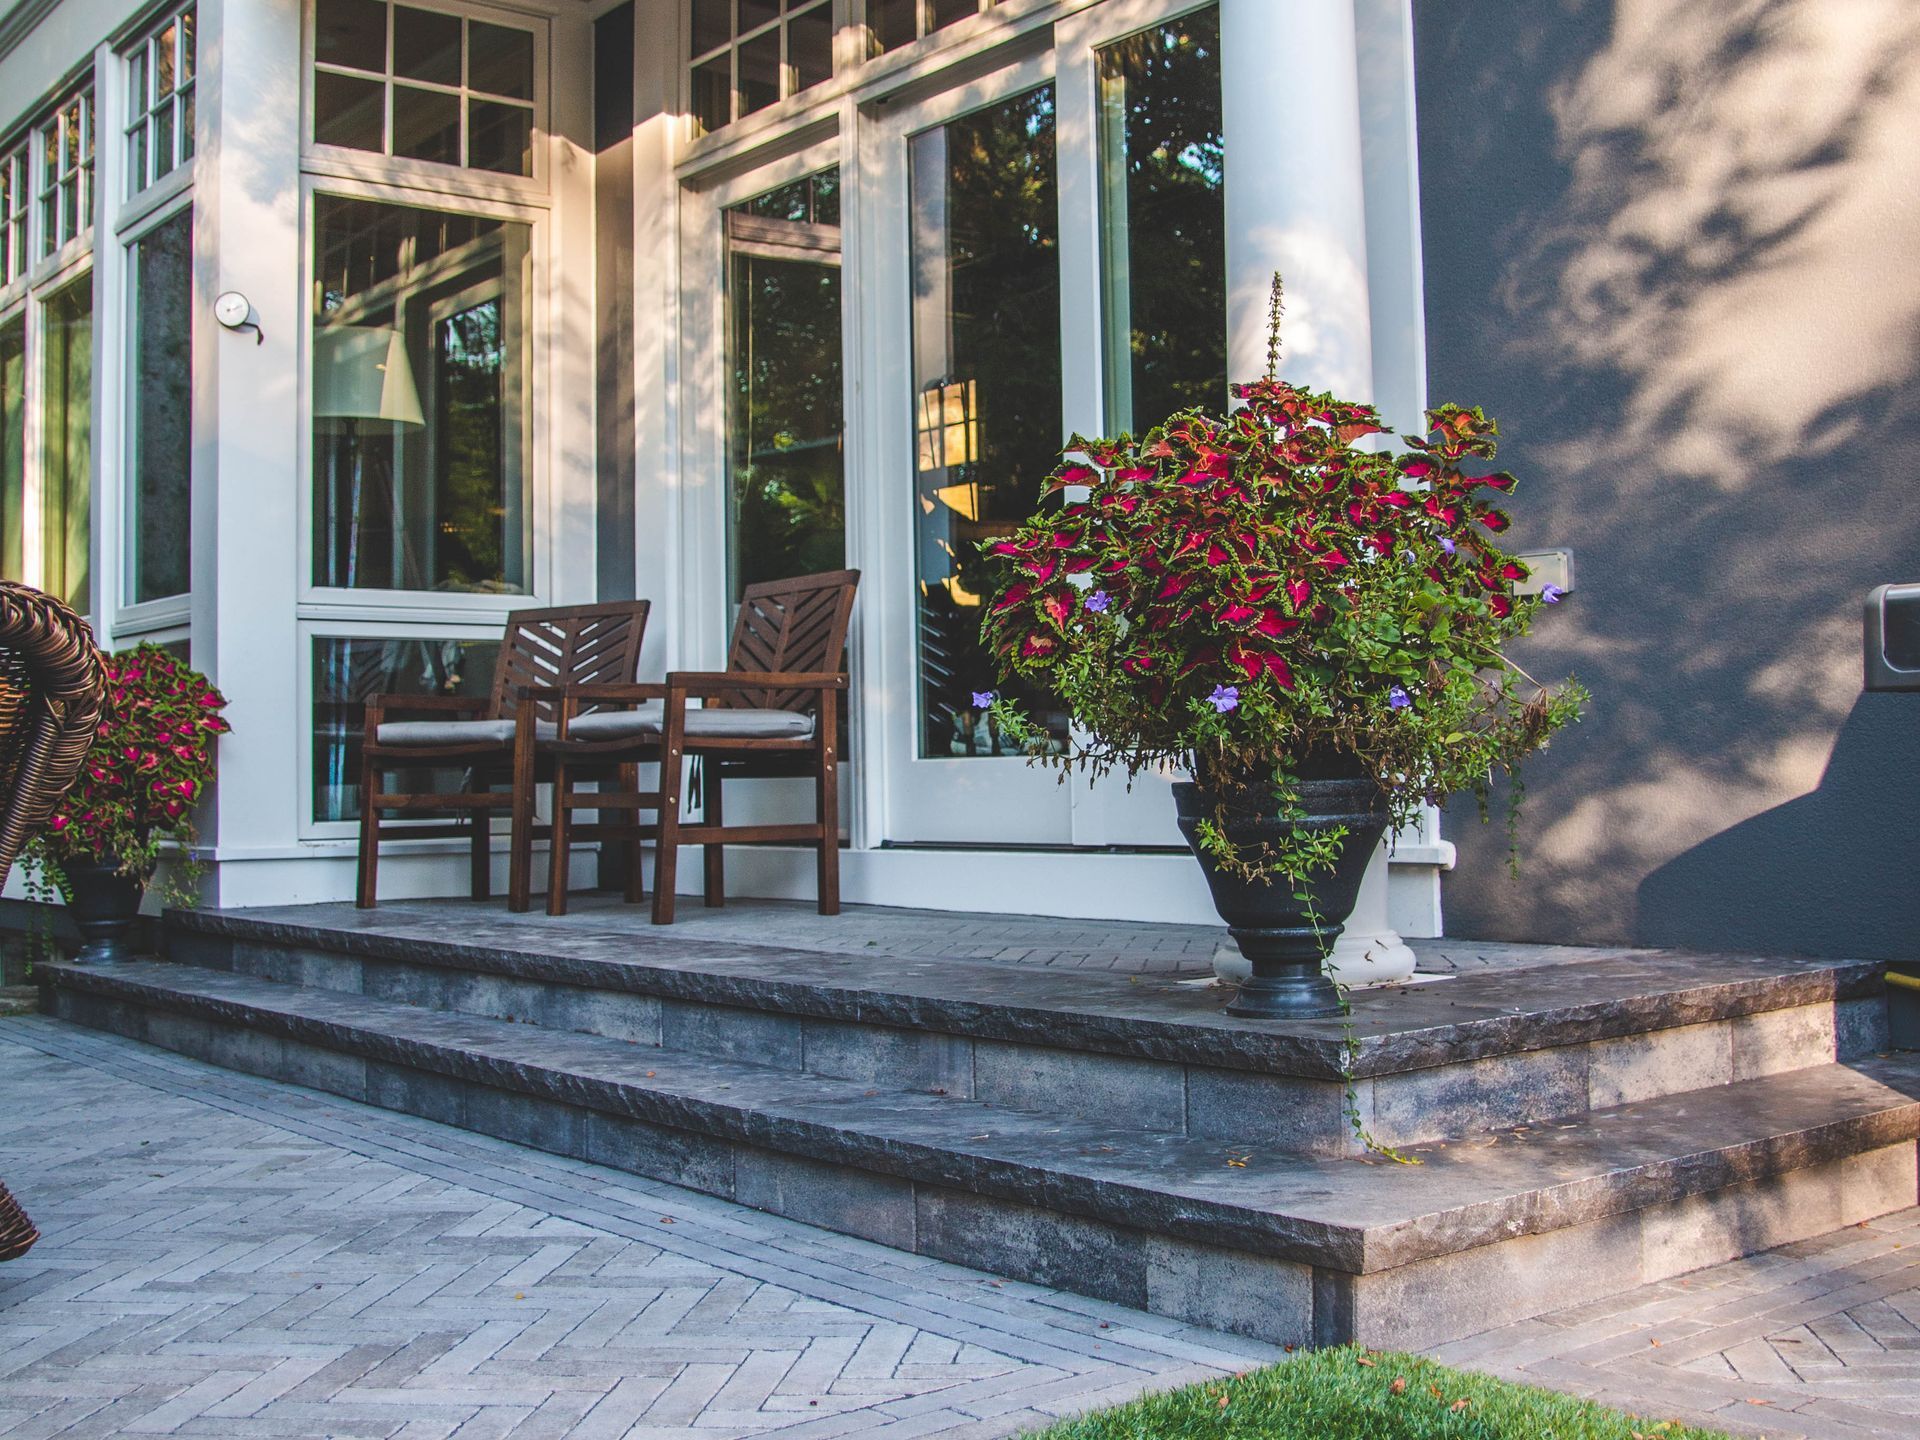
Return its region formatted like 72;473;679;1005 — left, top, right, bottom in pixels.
0;583;107;889
723;571;859;713
490;600;651;721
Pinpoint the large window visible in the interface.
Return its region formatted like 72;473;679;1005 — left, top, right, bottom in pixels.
129;207;193;603
41;274;92;614
311;194;533;594
0;316;22;579
312;0;539;177
908;86;1067;758
311;634;500;822
0;145;26;286
37;91;94;258
725;169;844;598
126;5;197;196
1097;6;1225;433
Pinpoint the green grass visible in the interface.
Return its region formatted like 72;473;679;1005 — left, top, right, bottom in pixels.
1024;1345;1733;1440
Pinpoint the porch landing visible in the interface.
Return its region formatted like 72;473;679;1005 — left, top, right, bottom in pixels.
37;897;1920;1352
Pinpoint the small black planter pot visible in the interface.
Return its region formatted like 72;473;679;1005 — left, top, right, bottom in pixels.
60;857;147;965
1173;773;1389;1020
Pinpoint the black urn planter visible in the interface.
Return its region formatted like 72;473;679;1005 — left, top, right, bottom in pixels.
1173;770;1389;1019
60;857;147;965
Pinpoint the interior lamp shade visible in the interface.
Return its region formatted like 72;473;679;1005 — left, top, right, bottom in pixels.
312;325;425;428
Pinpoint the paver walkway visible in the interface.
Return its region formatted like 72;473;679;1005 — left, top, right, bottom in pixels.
0;1017;1271;1439
5;1012;1918;1440
1431;1208;1920;1439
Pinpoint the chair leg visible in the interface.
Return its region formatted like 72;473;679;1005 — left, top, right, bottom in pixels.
651;743;686;926
508;746;537;914
703;763;726;908
815;735;841;917
547;759;573;917
469;803;492;902
621;763;646;905
356;753;381;909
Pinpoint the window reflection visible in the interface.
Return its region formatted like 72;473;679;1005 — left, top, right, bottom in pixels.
311;635;500;822
909;87;1069;758
311;195;532;594
131;207;194;603
725;170;845;599
42;275;91;615
1098;7;1226;433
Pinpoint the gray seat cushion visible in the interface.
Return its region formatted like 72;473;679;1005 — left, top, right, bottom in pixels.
373;718;554;746
565;702;815;742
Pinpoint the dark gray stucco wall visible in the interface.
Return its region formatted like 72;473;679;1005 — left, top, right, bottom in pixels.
1413;0;1920;958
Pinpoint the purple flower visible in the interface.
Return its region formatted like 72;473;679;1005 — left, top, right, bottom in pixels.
971;690;997;709
1540;583;1565;603
1388;684;1412;711
1085;589;1111;613
1208;685;1240;714
1439;537;1457;556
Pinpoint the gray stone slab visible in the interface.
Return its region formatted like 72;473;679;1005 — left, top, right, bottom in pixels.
1371;1045;1590;1149
1588;1020;1733;1109
1184;1067;1358;1157
581;1112;735;1199
801;1020;973;1097
366;1060;466;1126
163;901;1890;1081
1144;1237;1314;1346
1733;1004;1839;1081
464;1088;584;1159
972;1041;1186;1134
916;1189;1147;1309
660;998;802;1069
736;1150;916;1250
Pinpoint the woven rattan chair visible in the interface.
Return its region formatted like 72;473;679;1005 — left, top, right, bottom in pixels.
0;581;107;1264
356;601;651;910
528;570;859;924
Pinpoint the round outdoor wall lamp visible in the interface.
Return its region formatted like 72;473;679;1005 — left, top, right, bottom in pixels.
214;291;264;346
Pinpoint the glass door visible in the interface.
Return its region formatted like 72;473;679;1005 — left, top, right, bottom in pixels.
865;57;1076;844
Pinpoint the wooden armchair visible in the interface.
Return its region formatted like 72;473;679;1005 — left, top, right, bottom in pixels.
0;582;106;1264
356;600;650;910
531;569;859;924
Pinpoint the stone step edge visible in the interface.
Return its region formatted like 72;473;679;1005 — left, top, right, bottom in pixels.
161;908;1886;1084
48;958;1920;1280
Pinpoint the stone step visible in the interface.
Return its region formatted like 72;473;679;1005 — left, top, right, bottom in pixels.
164;905;1891;1157
39;956;1920;1352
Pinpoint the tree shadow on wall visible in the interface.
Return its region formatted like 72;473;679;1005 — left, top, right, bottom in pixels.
1637;692;1920;960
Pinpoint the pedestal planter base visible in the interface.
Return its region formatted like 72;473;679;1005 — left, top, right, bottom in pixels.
61;857;147;965
1173;775;1390;1020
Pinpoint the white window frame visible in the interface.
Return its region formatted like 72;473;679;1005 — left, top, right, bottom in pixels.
303;0;551;202
34;87;96;270
0;140;30;293
113;191;196;635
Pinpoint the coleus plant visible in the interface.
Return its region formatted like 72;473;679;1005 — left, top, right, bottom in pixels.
27;643;231;897
980;350;1585;882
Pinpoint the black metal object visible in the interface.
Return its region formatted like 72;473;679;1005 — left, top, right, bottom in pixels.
1173;775;1389;1019
1864;583;1920;692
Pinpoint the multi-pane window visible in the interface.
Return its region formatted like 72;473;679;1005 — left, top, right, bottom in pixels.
688;0;835;134
37;91;94;258
312;0;538;177
127;5;197;196
41;273;92;614
0;317;23;580
311;194;533;594
0;146;27;286
867;0;988;56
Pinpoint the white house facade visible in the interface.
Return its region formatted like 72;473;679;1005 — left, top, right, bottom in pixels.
0;0;1454;945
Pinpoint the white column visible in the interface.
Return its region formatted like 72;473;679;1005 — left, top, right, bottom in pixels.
198;0;306;891
1219;0;1416;985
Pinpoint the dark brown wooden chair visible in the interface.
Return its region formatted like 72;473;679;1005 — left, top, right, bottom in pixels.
356;601;650;911
0;581;106;1265
531;570;858;924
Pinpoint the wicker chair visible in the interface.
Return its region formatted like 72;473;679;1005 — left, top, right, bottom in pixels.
0;581;108;1264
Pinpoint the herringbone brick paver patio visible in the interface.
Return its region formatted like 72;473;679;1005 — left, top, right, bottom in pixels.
1429;1205;1920;1439
0;1018;1271;1439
